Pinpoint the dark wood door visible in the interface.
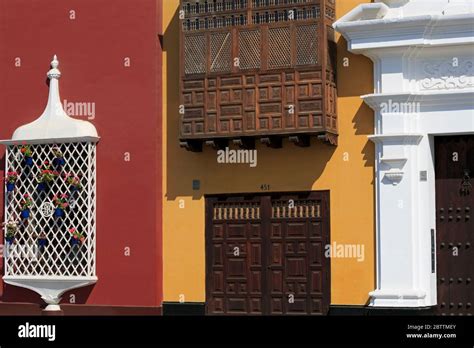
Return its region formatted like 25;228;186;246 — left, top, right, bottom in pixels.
205;192;330;315
435;135;474;315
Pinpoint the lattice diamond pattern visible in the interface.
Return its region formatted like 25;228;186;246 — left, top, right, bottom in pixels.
239;30;261;70
210;32;232;73
296;24;318;66
3;142;96;277
184;34;207;74
268;27;291;69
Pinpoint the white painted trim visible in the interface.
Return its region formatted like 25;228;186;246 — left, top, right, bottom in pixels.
335;3;389;23
362;91;474;110
335;15;474;52
368;134;423;143
3;276;98;310
380;157;407;168
0;136;100;145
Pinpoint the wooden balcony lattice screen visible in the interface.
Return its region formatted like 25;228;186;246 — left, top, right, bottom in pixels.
180;0;337;151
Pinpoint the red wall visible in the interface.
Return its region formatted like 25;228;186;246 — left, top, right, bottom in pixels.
0;0;163;306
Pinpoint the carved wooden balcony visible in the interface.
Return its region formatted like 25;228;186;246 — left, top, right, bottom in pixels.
179;0;337;151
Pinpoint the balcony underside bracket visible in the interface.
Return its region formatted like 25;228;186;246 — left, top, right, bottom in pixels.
233;137;255;150
180;140;203;152
205;139;228;150
318;133;338;146
260;136;282;149
289;135;311;147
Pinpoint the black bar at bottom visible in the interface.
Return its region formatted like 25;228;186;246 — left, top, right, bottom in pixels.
0;315;472;346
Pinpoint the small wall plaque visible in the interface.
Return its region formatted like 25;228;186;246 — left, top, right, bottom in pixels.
420;171;427;182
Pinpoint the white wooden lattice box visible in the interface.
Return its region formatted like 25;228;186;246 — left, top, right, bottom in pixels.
1;56;99;311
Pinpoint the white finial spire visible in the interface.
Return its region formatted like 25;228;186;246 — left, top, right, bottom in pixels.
47;54;61;79
5;55;99;141
52;54;58;67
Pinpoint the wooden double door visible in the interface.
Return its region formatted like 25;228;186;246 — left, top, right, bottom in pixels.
205;192;330;315
435;135;474;315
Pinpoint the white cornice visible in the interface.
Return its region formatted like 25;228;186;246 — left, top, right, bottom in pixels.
368;133;424;144
377;0;409;6
334;13;474;53
335;3;389;23
362;90;474;111
0;136;100;146
369;289;426;300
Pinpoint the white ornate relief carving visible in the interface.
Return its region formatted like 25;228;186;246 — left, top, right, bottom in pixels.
421;60;473;90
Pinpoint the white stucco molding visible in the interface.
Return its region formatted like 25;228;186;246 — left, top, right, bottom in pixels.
369;289;427;304
0;136;100;146
334;11;474;53
378;0;410;6
368;133;423;144
362;90;474;110
335;3;389;23
369;134;422;186
3;276;97;311
380;157;407;169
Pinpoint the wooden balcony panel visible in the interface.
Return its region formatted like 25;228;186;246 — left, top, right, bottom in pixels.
179;0;337;150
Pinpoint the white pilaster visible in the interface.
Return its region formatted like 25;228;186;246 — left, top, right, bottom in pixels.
335;0;474;307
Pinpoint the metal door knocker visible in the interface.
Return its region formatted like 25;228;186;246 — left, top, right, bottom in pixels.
460;169;472;195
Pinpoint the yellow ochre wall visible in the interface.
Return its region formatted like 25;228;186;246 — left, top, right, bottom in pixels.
162;0;374;305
